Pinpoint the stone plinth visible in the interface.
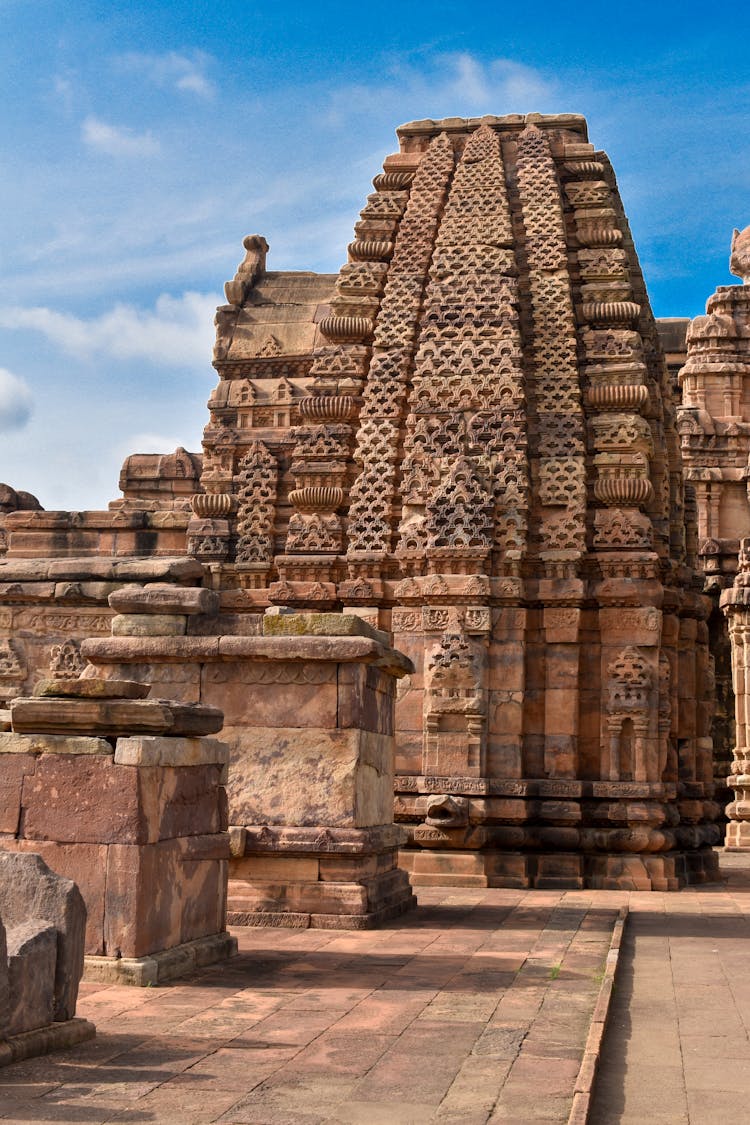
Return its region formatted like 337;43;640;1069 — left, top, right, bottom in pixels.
82;612;417;928
0;679;236;984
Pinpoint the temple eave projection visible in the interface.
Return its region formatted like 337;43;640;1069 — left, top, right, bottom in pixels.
0;113;725;890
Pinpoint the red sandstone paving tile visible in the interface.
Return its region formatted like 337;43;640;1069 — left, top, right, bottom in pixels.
324;1102;450;1124
102;1084;243;1125
231;1008;339;1048
504;1054;579;1097
436;1054;513;1115
280;988;373;1011
273;1030;397;1079
214;1074;356;1124
488;1092;572;1122
329;995;429;1035
680;1032;750;1058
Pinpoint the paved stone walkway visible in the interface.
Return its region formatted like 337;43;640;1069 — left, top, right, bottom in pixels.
6;862;750;1124
591;853;750;1125
0;888;618;1124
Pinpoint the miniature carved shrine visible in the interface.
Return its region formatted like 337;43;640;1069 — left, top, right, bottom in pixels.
0;113;724;890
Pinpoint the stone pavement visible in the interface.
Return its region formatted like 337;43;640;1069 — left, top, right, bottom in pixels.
591;852;750;1125
5;862;750;1125
0;887;619;1124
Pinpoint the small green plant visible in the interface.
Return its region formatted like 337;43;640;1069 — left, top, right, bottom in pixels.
549;963;561;980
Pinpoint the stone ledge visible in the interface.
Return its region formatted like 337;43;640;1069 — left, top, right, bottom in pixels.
0;1018;95;1067
82;634;414;676
238;823;407;856
0;557;204;584
568;906;628;1125
227;896;415;931
83;931;237;986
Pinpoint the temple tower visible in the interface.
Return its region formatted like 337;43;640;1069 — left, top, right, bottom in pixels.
194;114;719;889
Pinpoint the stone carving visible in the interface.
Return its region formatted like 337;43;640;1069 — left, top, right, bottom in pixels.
49;639;85;679
0;641;23;680
235;441;278;565
730;226;750;284
424;632;486;777
224;234;269;306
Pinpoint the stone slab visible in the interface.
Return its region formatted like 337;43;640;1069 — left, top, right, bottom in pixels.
0;850;86;1022
263;610;391;647
113;735;229;768
33;677;150;700
10;696;224;736
109;583;220;615
6;919;57;1035
0;732;112;755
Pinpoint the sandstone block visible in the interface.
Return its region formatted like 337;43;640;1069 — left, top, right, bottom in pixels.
108;583;220;616
6;920;56;1035
33;678;150;700
0;850;86;1021
104;840;226;958
0;733;112;756
10;697;223;737
113;735;229;768
229;727;394;829
0;752;36;834
21;755;141;844
111;614;187;637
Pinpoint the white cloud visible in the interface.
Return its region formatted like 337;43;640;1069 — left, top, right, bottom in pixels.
118;432;190;456
116;50;216;99
82;115;160;158
0;291;217;368
0;368;33;433
324;53;556;127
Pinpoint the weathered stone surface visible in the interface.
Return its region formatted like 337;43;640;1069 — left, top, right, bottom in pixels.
19;754;223;845
111;613;187;637
10;697;223;736
0;732;111;755
263;611;389;646
229;727;394;829
0;916;8;1038
5;839;108;955
33;677;150;700
103;839;227;958
109;584;219;616
6;919;56;1035
0;751;36;833
114;735;229;769
0;850;86;1021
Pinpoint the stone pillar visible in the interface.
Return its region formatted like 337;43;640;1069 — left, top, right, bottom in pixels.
0;676;236;984
722;551;750;848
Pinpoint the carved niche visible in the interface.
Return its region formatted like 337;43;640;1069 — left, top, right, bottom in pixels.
424;631;486;777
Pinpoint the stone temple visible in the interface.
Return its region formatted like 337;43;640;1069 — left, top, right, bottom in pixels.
3;110;745;895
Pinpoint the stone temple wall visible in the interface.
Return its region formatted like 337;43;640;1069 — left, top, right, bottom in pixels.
0;113;723;889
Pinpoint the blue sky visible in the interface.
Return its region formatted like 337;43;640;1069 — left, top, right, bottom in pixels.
0;0;748;509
